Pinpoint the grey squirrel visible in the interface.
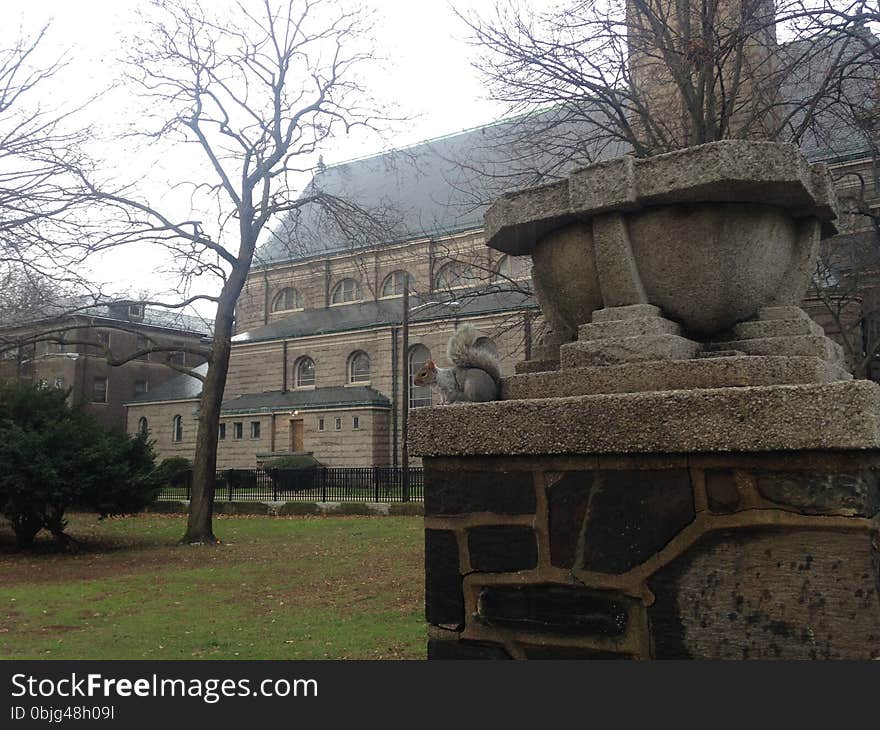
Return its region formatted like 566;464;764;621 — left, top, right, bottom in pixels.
413;324;501;403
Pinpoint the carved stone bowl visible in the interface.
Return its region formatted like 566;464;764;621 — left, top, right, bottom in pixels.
484;141;838;343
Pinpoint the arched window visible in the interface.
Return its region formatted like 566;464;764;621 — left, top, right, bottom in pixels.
381;270;411;298
137;417;149;436
172;415;183;443
272;287;303;312
409;344;433;409
433;261;477;291
295;357;316;387
474;337;498;358
348;351;371;383
331;278;362;304
493;255;530;283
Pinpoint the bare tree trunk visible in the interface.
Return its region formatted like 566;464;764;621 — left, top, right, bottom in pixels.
180;256;250;544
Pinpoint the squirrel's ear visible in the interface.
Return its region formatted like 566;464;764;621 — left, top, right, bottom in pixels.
426;359;435;369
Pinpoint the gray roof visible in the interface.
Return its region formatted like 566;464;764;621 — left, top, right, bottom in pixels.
255;31;877;268
127;362;208;404
256;108;623;267
126;363;390;411
222;386;390;414
3;297;213;336
232;289;537;345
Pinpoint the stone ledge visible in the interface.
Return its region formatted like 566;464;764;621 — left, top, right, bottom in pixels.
560;334;700;367
706;334;844;363
591;304;662;322
579;316;681;340
485;141;838;255
504;356;850;400
409;380;880;457
732;318;824;339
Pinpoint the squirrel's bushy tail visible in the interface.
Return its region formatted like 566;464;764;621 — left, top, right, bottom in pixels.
447;324;502;384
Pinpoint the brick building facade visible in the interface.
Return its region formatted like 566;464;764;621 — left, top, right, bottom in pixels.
0;302;210;433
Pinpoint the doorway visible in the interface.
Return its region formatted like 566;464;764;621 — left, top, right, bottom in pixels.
289;419;304;452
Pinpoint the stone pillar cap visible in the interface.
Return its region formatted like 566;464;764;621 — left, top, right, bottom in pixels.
485;140;838;255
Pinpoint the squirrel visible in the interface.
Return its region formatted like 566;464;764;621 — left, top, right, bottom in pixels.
412;324;501;404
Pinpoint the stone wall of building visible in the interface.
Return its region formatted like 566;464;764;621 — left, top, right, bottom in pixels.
126;400;200;460
2;322;205;433
236;230;502;334
424;452;880;659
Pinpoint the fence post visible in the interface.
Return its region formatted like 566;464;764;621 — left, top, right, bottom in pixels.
273;472;278;502
228;474;233;502
373;466;380;502
322;467;327;502
186;469;192;501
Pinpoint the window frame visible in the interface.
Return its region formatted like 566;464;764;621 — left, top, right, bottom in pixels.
250;421;261;439
380;270;411;298
330;278;362;304
295;357;316;388
272;287;303;312
433;261;477;291
409;344;433;409
348;351;371;384
172;415;183;443
92;376;108;404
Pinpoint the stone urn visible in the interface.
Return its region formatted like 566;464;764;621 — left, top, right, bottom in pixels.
484;141;838;355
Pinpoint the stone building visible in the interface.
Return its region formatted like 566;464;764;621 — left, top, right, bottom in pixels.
0;302;210;433
126;29;879;469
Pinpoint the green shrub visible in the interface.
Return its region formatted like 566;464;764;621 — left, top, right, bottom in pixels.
262;454;322;471
0;382;161;549
222;469;257;491
264;455;322;495
152;457;192;489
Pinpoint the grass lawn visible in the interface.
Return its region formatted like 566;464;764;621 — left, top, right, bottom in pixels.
0;514;426;660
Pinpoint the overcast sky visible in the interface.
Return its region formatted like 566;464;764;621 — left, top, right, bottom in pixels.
5;0;544;312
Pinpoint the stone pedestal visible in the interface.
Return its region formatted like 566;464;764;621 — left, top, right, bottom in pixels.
412;358;880;660
414;140;880;659
419;450;880;660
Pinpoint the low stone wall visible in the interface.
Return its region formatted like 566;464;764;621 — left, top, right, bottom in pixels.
425;452;880;660
144;500;423;517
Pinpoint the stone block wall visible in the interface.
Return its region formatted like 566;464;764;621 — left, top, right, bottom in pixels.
424;453;880;659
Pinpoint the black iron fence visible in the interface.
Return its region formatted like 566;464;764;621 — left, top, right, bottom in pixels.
158;467;424;503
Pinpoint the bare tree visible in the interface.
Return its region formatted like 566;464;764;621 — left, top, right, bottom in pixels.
456;0;877;159
75;0;387;544
0;25;105;306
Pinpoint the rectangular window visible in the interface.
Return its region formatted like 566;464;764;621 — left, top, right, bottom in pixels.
133;380;149;397
219;423;226;441
334;417;342;431
92;376;108;403
250;421;261;439
318;417;325;431
233;422;243;440
129;304;144;319
352;416;360;430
